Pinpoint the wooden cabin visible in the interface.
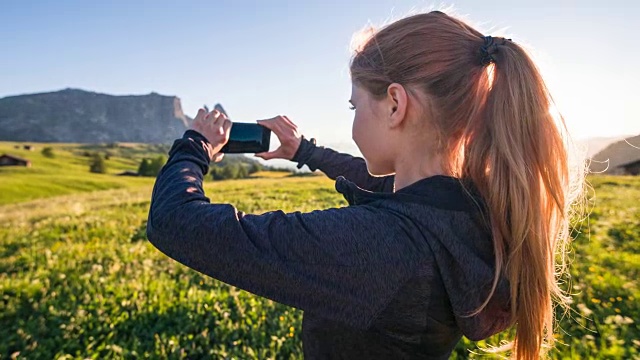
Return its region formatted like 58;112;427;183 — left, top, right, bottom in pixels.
619;159;640;175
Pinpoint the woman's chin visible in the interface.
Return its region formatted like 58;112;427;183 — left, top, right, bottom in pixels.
365;162;394;177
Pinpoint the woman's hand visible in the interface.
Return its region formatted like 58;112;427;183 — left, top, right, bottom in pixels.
189;108;232;163
254;115;303;160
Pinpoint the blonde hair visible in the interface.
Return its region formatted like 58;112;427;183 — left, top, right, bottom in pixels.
349;11;586;359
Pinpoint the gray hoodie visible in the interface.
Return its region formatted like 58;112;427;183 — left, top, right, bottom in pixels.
146;130;513;359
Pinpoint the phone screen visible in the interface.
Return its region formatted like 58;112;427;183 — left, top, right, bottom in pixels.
220;123;271;153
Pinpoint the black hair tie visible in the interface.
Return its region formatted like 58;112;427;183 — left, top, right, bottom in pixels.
479;36;512;66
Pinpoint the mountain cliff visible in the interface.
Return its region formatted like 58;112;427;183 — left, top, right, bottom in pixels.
0;88;191;143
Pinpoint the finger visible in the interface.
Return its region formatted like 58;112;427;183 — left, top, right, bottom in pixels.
254;152;273;160
274;115;297;132
207;109;216;121
222;119;232;138
255;118;277;130
213;152;225;162
213;109;227;127
195;108;206;123
281;115;298;129
257;116;287;133
213;109;226;119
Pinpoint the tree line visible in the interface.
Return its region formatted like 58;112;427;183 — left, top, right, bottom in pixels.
81;149;291;179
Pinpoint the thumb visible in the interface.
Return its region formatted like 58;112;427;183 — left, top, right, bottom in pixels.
213;153;225;162
254;152;270;160
254;149;280;160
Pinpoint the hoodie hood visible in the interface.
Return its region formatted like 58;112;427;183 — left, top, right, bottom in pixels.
334;175;513;340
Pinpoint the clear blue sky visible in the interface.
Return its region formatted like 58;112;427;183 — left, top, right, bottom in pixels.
1;0;638;156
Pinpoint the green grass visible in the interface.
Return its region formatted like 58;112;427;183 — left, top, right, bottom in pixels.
0;141;158;205
0;142;303;206
0;177;342;359
0;145;638;359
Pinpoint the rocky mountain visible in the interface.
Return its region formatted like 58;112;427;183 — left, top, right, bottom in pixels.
0;88;191;143
590;134;640;174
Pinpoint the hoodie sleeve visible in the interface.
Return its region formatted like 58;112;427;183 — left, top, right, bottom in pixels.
146;130;419;330
291;137;395;193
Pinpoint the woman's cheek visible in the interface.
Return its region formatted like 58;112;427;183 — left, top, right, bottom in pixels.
352;114;364;152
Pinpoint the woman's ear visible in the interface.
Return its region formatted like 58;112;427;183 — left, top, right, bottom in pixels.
386;83;408;128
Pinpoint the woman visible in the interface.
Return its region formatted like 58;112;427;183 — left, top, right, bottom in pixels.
147;10;584;360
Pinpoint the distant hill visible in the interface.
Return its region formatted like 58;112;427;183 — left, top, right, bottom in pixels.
0;88;191;143
590;134;640;174
580;135;632;158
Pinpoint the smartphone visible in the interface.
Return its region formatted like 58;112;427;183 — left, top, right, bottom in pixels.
219;123;271;153
214;104;271;154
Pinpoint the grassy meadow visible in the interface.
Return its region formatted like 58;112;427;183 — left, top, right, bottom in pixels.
0;141;158;205
0;142;638;359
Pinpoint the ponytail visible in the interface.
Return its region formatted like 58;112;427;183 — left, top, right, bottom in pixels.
463;37;584;359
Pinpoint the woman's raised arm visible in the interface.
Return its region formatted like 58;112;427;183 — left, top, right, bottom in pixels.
255;116;395;193
146;129;417;329
290;137;395;192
